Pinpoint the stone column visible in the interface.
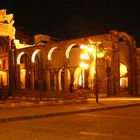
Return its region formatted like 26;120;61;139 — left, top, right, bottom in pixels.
97;59;107;95
16;64;20;89
128;46;136;95
64;68;69;92
132;54;136;95
31;64;35;89
54;72;58;91
46;69;51;93
8;39;13;91
112;43;120;96
106;66;111;96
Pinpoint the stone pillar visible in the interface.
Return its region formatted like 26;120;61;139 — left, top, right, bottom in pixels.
132;54;136;95
112;43;120;96
16;64;20;89
135;55;140;95
56;71;59;91
8;39;13;91
131;38;137;95
97;59;107;95
64;68;69;92
31;64;35;89
106;66;111;96
54;72;58;91
128;47;136;95
110;30;120;96
46;69;51;93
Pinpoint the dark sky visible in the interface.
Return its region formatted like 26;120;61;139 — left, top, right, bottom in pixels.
1;0;140;47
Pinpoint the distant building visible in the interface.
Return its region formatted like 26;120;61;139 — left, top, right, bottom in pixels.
0;9;140;98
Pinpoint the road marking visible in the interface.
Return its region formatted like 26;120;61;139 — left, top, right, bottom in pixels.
75;113;140;120
79;131;132;139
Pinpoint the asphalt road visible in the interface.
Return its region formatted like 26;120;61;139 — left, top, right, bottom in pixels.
0;106;140;140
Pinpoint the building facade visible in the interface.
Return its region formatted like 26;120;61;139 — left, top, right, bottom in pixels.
0;9;140;98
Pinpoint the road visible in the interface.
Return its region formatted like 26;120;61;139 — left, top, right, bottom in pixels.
0;106;140;140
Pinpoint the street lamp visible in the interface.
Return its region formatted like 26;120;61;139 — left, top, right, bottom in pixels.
90;41;102;103
80;41;102;103
95;45;98;103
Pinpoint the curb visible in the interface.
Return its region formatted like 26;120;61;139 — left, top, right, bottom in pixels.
0;102;140;123
0;98;88;109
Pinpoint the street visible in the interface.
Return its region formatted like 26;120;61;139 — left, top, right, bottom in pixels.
0;105;140;140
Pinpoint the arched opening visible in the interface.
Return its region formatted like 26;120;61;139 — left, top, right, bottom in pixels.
74;67;83;89
31;49;40;90
34;55;40;89
48;47;63;92
110;30;136;96
18;53;29;89
58;67;70;91
118;34;131;95
66;44;83;92
120;63;128;92
0;37;9;88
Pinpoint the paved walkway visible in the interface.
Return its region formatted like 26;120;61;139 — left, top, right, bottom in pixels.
0;97;140;123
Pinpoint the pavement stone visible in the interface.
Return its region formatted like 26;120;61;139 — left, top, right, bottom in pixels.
0;97;140;123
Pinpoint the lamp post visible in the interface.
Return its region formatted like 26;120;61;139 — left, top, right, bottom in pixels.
80;42;101;103
95;45;98;103
88;41;101;103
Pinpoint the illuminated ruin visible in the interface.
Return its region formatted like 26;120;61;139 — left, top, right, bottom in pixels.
0;9;140;98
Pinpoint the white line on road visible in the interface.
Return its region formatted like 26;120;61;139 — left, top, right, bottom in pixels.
75;113;140;120
79;131;132;139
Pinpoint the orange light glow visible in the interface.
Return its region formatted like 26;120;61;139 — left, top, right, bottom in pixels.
14;39;35;49
120;63;128;88
0;71;8;86
97;52;104;58
120;63;127;77
80;53;90;60
80;44;88;50
80;62;88;69
20;68;26;89
79;40;104;89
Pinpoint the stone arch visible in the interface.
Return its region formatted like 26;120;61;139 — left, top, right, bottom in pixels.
65;44;77;59
65;44;81;91
110;30;136;95
17;51;25;64
48;47;58;61
49;47;62;69
119;32;134;46
66;44;81;67
16;51;29;89
31;49;40;63
118;32;136;95
45;47;60;93
32;49;41;90
58;67;70;91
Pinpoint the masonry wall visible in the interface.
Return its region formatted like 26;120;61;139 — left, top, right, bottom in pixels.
136;48;140;95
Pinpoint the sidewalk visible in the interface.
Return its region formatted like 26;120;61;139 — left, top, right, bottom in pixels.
0;97;140;123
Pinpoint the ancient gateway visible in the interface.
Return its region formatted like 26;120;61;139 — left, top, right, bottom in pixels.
0;9;140;98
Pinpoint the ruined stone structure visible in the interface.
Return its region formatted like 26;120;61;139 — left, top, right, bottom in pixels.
0;9;140;98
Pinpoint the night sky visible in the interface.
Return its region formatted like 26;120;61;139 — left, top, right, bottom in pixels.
1;0;140;47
